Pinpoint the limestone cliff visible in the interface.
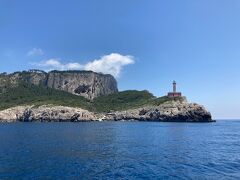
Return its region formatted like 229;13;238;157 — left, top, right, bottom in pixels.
0;105;97;122
0;98;213;122
102;97;212;122
46;71;118;99
1;70;118;99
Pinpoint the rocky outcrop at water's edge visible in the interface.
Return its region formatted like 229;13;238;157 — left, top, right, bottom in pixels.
0;98;213;123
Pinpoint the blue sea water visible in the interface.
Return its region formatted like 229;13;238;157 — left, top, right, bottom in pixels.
0;121;240;179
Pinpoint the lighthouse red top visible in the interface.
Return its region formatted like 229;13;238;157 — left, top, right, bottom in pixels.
167;81;182;97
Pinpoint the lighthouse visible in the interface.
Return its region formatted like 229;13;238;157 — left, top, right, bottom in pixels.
173;80;176;92
167;81;182;98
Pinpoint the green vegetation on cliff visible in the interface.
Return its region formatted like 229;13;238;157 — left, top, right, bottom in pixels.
0;83;91;111
93;90;155;112
0;82;177;112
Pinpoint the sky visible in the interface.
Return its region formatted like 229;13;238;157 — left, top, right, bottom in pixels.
1;0;240;119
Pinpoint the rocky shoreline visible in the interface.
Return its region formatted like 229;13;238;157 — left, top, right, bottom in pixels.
0;98;213;123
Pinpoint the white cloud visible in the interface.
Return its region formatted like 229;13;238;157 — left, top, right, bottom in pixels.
32;53;134;78
34;58;83;70
27;48;44;56
84;53;134;78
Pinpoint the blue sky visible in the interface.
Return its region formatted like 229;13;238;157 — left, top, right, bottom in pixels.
1;0;240;119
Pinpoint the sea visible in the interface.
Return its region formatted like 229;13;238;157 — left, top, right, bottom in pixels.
0;120;239;179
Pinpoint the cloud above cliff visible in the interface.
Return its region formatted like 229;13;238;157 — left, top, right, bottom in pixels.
32;53;134;78
84;53;134;77
35;59;83;70
27;48;44;56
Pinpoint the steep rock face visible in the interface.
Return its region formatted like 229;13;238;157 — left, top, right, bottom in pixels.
2;70;118;99
6;70;48;85
47;71;118;99
0;70;48;93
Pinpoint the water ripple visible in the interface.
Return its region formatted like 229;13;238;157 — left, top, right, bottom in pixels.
0;121;240;179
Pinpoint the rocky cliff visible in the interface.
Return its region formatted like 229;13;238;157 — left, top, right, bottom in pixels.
0;97;213;122
102;97;212;122
46;71;118;99
0;70;213;122
0;70;118;99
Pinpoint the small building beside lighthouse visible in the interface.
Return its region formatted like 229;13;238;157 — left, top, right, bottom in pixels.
167;80;182;97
